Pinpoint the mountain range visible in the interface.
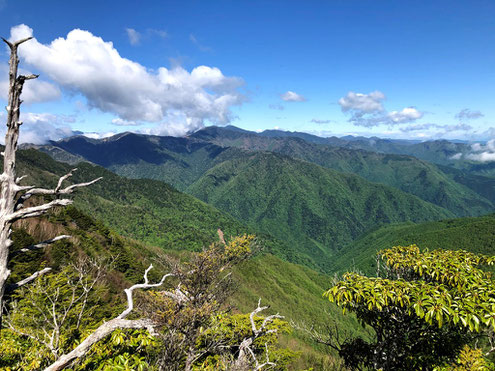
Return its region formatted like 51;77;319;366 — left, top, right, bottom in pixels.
15;125;495;367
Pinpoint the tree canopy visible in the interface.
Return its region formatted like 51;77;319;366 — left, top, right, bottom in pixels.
325;245;495;370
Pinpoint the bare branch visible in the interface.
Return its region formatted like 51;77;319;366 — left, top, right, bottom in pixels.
18;74;38;81
2;36;33;49
17;168;102;205
43;318;155;371
43;264;173;371
119;264;174;319
236;299;284;369
9;198;72;222
10;235;71;258
217;228;226;245
6;267;52;293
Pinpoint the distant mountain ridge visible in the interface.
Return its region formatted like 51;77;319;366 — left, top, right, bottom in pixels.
190;127;494;217
31;126;495;272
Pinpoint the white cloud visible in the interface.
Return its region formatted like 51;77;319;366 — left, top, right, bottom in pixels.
125;28;141;45
460;139;495;162
0;65;61;104
450;153;462;160
388;107;423;123
338;90;423;128
83;131;116;139
400;123;471;133
280;91;306;102
338;91;385;113
9;24;245;136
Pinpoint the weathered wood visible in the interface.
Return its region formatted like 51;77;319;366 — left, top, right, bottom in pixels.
44;265;173;370
0;37;36;321
0;38;101;324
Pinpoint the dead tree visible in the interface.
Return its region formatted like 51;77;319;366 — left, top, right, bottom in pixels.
44;264;173;371
0;38;101;323
234;298;283;370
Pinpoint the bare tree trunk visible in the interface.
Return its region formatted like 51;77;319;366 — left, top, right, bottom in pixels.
0;37;100;326
0;36;37;323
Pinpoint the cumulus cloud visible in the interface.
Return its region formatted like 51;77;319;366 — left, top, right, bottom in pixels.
0;112;78;144
9;24;245;136
388;107;423;123
268;103;284;110
338;90;423;128
455;108;484;121
310;118;332;124
125;28;141;45
280;91;306;102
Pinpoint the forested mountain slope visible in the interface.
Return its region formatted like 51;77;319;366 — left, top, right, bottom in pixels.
191;126;494;217
38;128;495;218
330;213;495;276
186;151;453;271
17;149;310;268
40;133;243;191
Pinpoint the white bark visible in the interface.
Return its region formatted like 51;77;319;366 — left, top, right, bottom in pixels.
235;299;283;370
44;318;155;371
10;235;71;257
0;38;100;322
6;267;52;293
43;265;174;371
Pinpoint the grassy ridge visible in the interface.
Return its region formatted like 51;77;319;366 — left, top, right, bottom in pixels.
330;214;495;276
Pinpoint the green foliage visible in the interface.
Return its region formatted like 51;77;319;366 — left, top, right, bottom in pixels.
331;214;495;276
232;253;364;369
187;150;452;272
435;345;495;371
16;149;304;267
194;127;494;217
326;245;495;370
76;329;157;370
2;266;105;369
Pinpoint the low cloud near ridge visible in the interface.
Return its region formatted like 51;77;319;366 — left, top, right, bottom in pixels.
9;24;246;137
464;140;495;162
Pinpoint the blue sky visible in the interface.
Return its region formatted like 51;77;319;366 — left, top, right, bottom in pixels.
0;0;493;143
